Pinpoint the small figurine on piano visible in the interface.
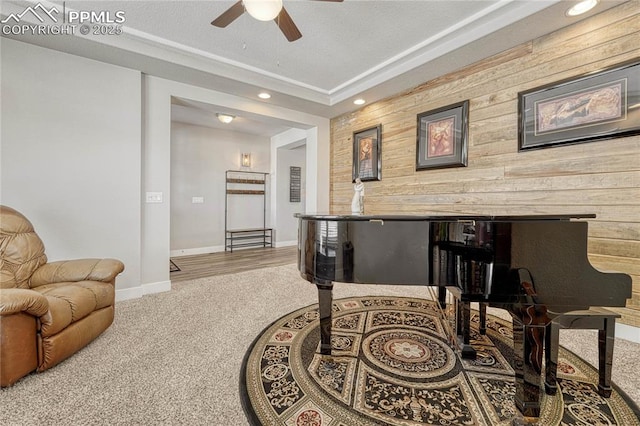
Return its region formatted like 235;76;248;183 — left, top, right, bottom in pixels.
351;178;364;215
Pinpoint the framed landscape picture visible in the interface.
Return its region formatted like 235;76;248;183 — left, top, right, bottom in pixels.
518;60;640;151
416;100;469;170
352;124;381;182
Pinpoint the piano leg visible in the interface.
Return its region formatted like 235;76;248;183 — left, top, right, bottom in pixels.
458;300;476;359
512;315;543;419
315;280;334;355
448;288;477;359
438;286;447;309
544;320;559;395
598;317;616;398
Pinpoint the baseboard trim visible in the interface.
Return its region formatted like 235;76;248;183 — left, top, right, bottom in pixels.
172;241;296;255
275;240;297;248
115;280;171;302
170;245;225;257
115;286;142;301
616;322;640;343
144;280;171;295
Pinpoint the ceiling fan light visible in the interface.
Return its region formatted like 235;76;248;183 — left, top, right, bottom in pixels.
244;0;283;21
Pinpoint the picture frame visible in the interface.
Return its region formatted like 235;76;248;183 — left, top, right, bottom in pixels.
352;124;382;182
518;60;640;151
416;100;469;170
289;166;301;203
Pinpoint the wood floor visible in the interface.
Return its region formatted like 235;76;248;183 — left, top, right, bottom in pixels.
169;245;297;282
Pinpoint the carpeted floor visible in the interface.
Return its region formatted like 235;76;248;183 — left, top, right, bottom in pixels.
242;296;639;425
0;264;638;425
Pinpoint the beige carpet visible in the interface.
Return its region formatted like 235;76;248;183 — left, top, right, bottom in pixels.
0;264;638;425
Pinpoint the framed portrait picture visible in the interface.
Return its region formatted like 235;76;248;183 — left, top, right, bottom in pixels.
518;60;640;151
352;124;381;182
416;100;469;170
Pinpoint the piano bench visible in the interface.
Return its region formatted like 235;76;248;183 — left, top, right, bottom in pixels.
544;307;620;398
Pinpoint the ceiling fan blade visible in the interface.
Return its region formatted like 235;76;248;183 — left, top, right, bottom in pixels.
275;7;302;42
211;1;245;28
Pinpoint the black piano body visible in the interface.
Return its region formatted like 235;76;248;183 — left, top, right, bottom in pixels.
295;213;631;419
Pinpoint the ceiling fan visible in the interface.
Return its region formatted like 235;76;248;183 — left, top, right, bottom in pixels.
211;0;343;42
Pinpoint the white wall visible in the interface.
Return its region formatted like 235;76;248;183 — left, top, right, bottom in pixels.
275;146;306;244
170;123;270;254
143;76;330;291
0;38;331;299
0;38;141;290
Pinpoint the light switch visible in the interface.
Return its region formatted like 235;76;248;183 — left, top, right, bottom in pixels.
192;196;204;204
145;192;163;203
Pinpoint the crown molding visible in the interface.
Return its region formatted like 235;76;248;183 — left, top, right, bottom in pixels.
2;0;560;109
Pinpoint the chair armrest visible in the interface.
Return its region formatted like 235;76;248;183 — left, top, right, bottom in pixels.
0;288;49;317
30;259;125;287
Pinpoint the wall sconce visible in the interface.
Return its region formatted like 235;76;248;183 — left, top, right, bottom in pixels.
241;153;252;168
217;113;235;124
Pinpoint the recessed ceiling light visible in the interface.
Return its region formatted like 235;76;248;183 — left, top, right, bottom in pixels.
258;92;271;99
353;98;365;105
566;0;598;16
216;113;235;124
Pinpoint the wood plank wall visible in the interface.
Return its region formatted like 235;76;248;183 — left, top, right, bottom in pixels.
329;2;640;326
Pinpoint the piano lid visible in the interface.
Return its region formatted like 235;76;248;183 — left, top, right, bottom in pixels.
295;213;597;222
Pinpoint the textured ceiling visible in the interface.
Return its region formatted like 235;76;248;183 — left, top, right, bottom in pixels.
62;0;493;91
1;0;626;135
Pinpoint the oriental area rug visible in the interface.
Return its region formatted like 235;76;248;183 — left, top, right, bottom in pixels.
241;296;640;426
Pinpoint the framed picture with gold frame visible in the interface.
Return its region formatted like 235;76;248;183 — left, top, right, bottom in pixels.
416;100;469;170
352;124;381;182
518;60;640;151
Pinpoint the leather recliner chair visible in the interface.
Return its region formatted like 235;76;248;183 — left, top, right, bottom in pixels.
0;205;125;387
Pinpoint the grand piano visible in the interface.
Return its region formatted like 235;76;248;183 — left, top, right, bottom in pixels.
295;213;631;419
